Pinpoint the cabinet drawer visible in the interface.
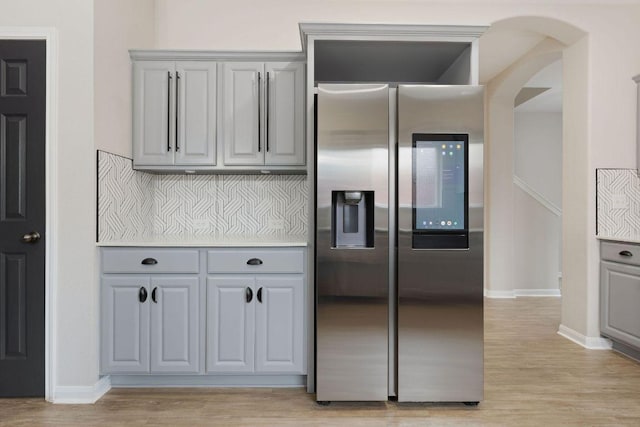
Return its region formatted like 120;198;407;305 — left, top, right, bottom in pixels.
207;248;304;274
601;241;640;267
102;248;200;274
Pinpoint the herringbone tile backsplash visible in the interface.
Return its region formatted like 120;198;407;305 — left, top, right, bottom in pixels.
597;169;640;240
97;151;308;241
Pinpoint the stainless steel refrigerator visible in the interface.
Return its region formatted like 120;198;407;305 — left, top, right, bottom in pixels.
316;84;484;403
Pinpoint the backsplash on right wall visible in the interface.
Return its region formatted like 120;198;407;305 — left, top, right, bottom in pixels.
596;168;640;240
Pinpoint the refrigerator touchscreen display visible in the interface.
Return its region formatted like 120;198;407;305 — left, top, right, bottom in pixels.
412;134;468;249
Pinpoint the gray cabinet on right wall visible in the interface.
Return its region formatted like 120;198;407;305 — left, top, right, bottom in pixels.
221;61;305;167
600;241;640;358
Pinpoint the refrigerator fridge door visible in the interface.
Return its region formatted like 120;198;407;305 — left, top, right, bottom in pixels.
397;85;484;402
316;84;389;401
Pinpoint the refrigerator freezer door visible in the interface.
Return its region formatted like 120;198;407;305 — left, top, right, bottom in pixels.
316;84;389;401
397;85;484;402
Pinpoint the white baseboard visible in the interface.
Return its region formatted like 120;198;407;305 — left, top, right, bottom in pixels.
514;288;561;297
558;324;612;350
484;289;515;298
484;289;561;298
53;375;111;404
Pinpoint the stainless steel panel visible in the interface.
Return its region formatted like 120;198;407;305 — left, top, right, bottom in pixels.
397;85;484;402
316;84;389;401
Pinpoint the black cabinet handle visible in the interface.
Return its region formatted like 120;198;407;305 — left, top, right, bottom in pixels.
175;71;180;152
152;287;158;303
266;71;270;153
245;287;253;303
257;72;261;152
246;258;263;266
141;258;158;265
139;287;148;303
619;250;633;257
257;287;263;303
167;72;172;152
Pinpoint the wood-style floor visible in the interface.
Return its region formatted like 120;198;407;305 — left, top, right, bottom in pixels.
2;298;640;426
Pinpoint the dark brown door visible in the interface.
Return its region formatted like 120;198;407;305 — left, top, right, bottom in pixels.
0;40;46;397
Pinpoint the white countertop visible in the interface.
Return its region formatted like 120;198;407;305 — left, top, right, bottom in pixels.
596;236;640;245
97;234;308;247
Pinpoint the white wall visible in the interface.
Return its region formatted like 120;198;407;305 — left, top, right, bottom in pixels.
513;185;561;291
514;112;562;207
513;112;562;293
94;0;155;157
0;0;96;391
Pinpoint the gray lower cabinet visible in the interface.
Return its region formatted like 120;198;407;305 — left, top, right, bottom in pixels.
206;274;304;374
101;246;306;381
102;272;200;374
600;241;640;354
102;276;200;374
101;276;150;373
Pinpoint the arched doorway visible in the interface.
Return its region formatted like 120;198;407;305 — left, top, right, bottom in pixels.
483;17;609;348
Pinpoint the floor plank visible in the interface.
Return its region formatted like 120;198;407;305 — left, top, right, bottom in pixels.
1;298;639;426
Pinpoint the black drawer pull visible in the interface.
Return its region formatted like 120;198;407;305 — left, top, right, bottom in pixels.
152;287;158;303
246;287;253;303
257;287;263;303
139;287;148;303
247;258;263;266
141;258;158;265
619;250;633;257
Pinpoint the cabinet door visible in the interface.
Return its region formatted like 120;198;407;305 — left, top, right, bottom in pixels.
133;61;175;166
149;277;200;373
255;275;304;373
175;61;217;166
600;261;640;349
265;62;305;165
206;276;255;372
222;62;265;165
101;276;150;373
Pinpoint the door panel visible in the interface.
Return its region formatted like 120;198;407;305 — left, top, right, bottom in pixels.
101;276;150;374
316;84;390;401
265;62;304;165
222;62;264;165
206;276;255;372
150;277;199;372
397;85;484;402
0;253;27;359
133;61;175;165
255;276;304;373
0;40;46;397
175;61;217;166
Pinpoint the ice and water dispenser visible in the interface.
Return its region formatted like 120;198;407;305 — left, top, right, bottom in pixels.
331;191;375;248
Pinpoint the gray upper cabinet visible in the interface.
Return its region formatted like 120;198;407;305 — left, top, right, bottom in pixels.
133;61;175;166
265;62;305;166
133;59;217;169
130;51;305;173
222;62;264;166
222;61;305;167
